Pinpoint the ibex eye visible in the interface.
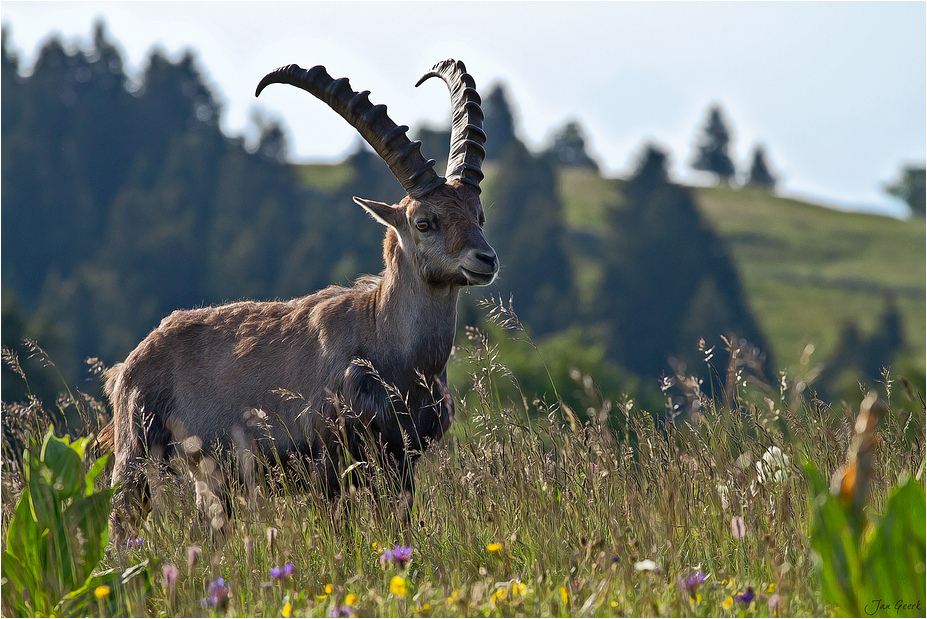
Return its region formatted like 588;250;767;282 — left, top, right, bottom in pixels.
415;220;431;232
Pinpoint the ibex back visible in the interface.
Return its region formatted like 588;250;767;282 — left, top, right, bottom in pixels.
103;59;497;538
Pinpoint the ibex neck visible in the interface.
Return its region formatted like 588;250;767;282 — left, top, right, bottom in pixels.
374;245;459;377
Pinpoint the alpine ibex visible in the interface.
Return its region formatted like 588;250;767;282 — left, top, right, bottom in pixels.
103;59;496;537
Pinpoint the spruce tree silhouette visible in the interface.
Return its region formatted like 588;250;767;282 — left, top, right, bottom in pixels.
746;144;778;190
598;143;770;378
545;120;599;170
817;295;906;399
483;141;575;334
884;164;925;218
481;84;517;160
690;104;736;184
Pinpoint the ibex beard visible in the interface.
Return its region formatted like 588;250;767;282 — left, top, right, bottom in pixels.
101;60;497;541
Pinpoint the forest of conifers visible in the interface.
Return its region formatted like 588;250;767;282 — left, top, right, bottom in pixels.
1;24;919;418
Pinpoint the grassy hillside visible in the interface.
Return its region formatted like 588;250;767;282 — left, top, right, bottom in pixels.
694;186;925;372
558;168;926;375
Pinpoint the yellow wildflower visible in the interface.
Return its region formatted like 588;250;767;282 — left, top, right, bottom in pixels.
94;585;110;599
767;583;776;593
282;602;292;617
390;575;408;597
510;581;527;597
345;594;358;606
491;587;506;605
325;584;333;595
611;601;618;608
560;586;570;604
486;542;502;554
722;596;734;610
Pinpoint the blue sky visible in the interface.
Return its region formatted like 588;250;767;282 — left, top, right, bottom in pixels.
3;1;925;216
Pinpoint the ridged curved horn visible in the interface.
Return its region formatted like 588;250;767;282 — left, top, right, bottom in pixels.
256;64;445;199
416;59;486;194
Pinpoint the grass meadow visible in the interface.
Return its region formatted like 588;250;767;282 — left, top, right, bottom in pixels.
2;304;925;617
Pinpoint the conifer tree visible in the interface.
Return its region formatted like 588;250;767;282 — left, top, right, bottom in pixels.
597;142;769;378
816;295;906;400
884;164;925;218
746;144;778;190
1;28;22;133
690;104;736;184
482;140;575;334
481;84;517;160
545;120;599;170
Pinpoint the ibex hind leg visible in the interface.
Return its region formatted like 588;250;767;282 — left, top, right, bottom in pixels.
110;443;174;546
110;450;150;545
110;406;174;545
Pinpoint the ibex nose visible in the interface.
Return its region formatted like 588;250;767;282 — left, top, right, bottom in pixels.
461;244;498;285
475;249;498;273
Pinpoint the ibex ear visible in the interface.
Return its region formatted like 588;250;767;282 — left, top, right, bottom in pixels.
353;197;404;229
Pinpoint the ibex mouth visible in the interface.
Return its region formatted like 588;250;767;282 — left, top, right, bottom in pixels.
460;266;496;286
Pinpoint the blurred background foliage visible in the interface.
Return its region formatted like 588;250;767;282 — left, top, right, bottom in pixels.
2;24;924;424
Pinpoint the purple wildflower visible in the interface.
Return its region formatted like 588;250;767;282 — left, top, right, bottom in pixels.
203;577;230;609
187;545;201;569
676;570;708;594
768;593;781;613
391;546;412;562
329;606;357;618
162;564;179;590
379;545;413;568
270;561;295;579
735;587;755;604
731;516;746;540
125;536;145;549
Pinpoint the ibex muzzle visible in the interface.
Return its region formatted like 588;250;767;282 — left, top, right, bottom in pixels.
104;59;496;538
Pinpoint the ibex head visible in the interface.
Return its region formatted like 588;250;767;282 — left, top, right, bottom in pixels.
256;59;498;288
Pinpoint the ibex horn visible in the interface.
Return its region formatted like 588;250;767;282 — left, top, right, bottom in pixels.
256;64;446;199
416;59;486;194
